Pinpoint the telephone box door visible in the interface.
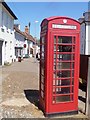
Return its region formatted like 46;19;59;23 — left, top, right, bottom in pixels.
48;33;79;113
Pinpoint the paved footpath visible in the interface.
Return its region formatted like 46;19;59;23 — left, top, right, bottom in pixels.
0;58;89;119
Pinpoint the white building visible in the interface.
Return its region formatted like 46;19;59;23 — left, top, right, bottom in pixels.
14;25;35;59
23;26;35;58
14;24;26;60
78;11;90;55
0;2;17;65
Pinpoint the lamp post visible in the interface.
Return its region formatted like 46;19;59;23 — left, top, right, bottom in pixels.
35;20;39;40
34;20;39;62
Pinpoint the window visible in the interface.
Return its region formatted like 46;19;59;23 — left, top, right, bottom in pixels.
53;36;75;103
1;10;4;31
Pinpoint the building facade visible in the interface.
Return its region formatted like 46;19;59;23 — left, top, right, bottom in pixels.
14;25;35;60
23;26;35;58
0;2;17;65
14;24;26;61
78;11;90;55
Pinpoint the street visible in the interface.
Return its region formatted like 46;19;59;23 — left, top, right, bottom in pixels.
1;58;44;118
0;58;88;119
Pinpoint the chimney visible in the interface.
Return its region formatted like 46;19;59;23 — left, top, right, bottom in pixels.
25;26;29;34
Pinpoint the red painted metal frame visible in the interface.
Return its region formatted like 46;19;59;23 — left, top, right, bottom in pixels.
39;16;80;116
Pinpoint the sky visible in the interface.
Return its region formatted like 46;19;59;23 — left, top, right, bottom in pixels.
7;2;88;39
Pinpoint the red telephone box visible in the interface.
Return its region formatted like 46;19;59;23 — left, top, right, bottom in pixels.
39;16;80;116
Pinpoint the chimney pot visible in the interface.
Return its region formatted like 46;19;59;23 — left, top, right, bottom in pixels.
25;26;29;34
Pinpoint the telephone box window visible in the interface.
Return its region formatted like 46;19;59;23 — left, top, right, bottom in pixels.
58;36;72;43
55;95;73;103
54;36;57;43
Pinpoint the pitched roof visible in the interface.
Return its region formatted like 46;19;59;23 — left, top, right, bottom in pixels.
14;26;25;37
1;2;17;20
23;32;35;43
14;26;35;43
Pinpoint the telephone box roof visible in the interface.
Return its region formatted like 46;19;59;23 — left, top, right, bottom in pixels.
41;16;80;26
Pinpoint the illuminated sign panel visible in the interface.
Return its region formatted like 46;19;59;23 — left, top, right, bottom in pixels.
52;24;77;29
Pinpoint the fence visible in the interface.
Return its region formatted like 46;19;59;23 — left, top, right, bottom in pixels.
80;55;90;117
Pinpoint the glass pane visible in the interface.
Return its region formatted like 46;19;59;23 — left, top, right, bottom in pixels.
53;97;56;103
54;45;57;51
56;95;73;102
61;79;73;86
72;63;74;69
56;62;62;69
55;79;62;86
54;54;56;59
41;83;44;90
53;71;72;78
41;60;44;69
57;71;71;78
53;80;55;85
54;36;56;43
72;78;74;85
57;54;75;61
53;79;74;86
42;37;44;44
41;67;44;75
56;62;74;69
42;45;44;52
53;72;57;78
58;45;72;52
41;91;44;98
41;75;44;83
58;36;72;43
41;52;44;59
72;46;75;52
72;70;74;77
57;54;63;60
53;87;55;93
55;87;73;94
53;62;56;70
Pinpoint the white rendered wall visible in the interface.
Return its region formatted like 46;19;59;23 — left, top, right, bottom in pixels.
0;5;2;27
14;31;25;58
85;24;90;55
0;4;15;65
24;40;28;55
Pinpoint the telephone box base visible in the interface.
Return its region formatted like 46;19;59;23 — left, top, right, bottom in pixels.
45;110;78;117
